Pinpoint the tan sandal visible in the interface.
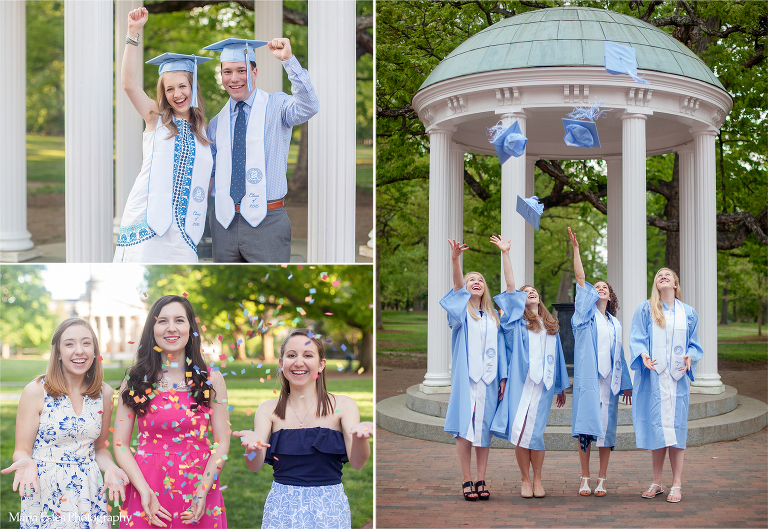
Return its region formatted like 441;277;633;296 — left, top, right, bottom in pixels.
594;478;607;497
579;477;591;496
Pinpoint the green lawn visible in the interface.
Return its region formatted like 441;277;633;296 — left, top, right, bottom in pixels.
0;359;372;528
716;323;768;341
27;135;65;194
377;311;428;353
717;343;768;363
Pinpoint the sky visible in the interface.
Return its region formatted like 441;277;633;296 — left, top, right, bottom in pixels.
40;264;147;300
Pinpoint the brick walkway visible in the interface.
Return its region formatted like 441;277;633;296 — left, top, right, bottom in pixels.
376;368;768;528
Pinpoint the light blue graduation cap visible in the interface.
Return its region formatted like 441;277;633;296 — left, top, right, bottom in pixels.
146;53;212;109
488;120;528;165
516;195;544;230
204;38;269;92
562;118;601;149
605;41;648;85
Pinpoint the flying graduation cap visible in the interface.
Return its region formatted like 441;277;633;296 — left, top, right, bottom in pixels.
562;118;601;149
605;41;649;85
516;196;544;230
204;38;269;92
146;53;212;108
488;120;528;165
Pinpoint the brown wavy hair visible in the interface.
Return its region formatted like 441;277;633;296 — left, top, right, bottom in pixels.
521;285;559;335
40;318;103;399
154;71;211;146
274;329;335;420
594;280;620;317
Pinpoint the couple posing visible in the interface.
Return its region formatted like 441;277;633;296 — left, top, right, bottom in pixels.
114;8;319;264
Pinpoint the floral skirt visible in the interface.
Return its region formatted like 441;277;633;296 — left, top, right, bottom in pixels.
261;481;350;529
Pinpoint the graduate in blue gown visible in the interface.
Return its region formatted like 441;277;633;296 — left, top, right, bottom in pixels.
568;227;632;498
489;236;569;499
630;267;703;504
440;240;507;501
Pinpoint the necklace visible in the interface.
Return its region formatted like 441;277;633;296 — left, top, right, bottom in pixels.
158;376;189;391
288;396;317;427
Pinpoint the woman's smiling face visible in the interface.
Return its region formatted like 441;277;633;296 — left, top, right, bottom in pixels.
153;302;190;356
280;335;326;388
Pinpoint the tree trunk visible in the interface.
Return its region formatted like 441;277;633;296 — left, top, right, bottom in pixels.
234;329;247;361
556;269;573;303
720;276;729;325
287;121;308;199
359;330;373;374
664;154;680;274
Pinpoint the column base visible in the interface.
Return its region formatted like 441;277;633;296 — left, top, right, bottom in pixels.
419;383;451;394
358;245;373;259
690;383;725;395
0;248;42;263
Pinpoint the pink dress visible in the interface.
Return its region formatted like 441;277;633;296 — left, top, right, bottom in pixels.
120;389;227;528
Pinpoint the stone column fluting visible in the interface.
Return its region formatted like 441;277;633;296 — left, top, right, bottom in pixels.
678;145;697;312
253;0;283;96
308;0;356;262
422;127;456;391
499;112;528;290
620;112;648;358
65;0;114;262
689;127;724;394
524;157;536;287
605;156;623;320
449;144;465;244
0;1;39;261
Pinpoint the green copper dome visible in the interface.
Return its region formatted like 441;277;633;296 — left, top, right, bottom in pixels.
420;7;724;90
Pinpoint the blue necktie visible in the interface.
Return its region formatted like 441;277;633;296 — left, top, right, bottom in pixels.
230;101;247;205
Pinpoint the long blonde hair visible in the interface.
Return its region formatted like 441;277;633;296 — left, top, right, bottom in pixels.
464;271;500;327
38;318;103;399
650;268;683;328
154;71;211;145
521;285;559;335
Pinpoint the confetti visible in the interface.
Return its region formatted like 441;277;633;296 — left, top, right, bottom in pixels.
332;281;340;287
182;293;188;297
153;346;163;352
358;367;365;375
97;356;103;361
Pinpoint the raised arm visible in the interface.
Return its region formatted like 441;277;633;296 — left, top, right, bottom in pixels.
121;7;159;129
449;239;468;292
490;235;515;292
0;380;44;497
569;227;585;288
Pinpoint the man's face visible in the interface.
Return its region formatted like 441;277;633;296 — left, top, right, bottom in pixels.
220;61;256;102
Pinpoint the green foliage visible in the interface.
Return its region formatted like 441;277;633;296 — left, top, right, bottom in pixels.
26;1;64;135
0;266;56;352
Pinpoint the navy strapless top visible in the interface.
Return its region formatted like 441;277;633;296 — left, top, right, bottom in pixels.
265;427;348;486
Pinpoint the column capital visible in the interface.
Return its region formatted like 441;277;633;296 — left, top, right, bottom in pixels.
496;109;528;120
602;155;623;163
689;125;718;137
426;124;456;136
450;141;465;153
620;111;648;121
677;141;695;154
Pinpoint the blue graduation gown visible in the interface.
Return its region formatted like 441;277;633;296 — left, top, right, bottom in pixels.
440;286;508;447
490;291;570;450
629;300;704;450
570;282;632;447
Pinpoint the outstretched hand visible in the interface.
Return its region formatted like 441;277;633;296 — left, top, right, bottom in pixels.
127;7;148;33
267;38;293;61
568;227;579;249
0;459;39;498
232;430;271;452
349;421;374;439
489;235;511;253
641;353;658;371
101;466;130;503
448;239;469;260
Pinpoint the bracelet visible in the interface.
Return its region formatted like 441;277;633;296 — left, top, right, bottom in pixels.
125;32;140;46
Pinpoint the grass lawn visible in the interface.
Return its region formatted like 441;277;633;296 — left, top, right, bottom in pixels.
716;323;767;341
377;311;428;353
0;359;372;528
27;135;65;193
717;343;768;363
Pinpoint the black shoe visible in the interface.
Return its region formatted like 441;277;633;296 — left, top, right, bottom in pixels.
462;481;478;501
475;480;490;500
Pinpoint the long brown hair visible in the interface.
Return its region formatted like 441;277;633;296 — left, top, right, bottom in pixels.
274;329;334;420
463;271;500;327
521;285;559;335
154;71;211;145
40;318;103;399
594;280;620;318
650;268;683;328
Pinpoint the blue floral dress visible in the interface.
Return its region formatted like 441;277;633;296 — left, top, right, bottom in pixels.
20;389;108;529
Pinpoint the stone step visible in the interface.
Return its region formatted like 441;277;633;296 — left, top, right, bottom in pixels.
377;389;767;451
407;384;738;425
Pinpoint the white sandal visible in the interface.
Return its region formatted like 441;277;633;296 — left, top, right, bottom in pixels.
594;478;607;497
667;486;682;503
642;483;664;498
579;477;591;496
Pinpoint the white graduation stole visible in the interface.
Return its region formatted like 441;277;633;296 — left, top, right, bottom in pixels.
146;117;213;244
527;322;556;390
652;299;687;380
595;312;612;378
214;90;269;229
608;315;623;395
467;311;498;384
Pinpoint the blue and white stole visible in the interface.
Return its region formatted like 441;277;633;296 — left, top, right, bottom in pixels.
595;312;624;395
527;323;556;390
146;117;212;244
466;310;498;385
214;90;268;229
652;299;687;381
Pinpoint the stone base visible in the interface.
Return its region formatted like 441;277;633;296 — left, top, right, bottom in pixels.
690;383;726;395
359;245;373;258
0;248;42;262
419;384;452;394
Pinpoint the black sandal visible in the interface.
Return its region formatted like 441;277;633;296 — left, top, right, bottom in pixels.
462;481;478;501
475;480;490;500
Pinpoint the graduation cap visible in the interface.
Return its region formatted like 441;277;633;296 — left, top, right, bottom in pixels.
516;195;544;230
562;118;601;149
605;41;648;85
488;120;528;165
146;53;212;109
204;38;270;91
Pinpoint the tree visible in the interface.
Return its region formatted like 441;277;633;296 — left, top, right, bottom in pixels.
0;266;56;355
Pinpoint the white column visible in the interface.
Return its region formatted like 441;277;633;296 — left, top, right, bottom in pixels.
678;145;697;312
525;157;536;287
620;113;648;345
606;156;623;319
499;112;528;289
422;126;456;391
114;1;144;238
690;127;723;394
449;144;465;242
307;0;355;262
254;0;283;96
65;0;113;262
0;1;40;261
